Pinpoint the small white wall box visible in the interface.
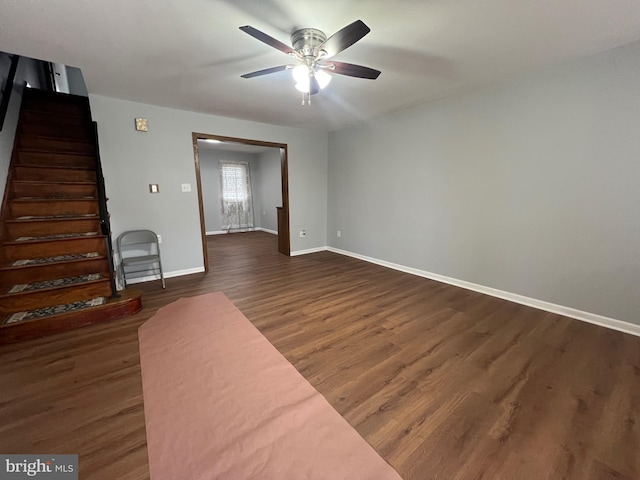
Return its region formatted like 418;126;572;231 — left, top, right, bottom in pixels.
135;118;148;131
149;184;159;193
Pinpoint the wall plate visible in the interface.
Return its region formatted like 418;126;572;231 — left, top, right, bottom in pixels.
135;118;148;132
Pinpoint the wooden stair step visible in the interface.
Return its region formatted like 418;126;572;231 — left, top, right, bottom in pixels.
0;288;143;345
5;272;104;294
19;112;93;139
5;216;101;238
14;164;96;182
19;123;93;141
4;297;107;325
20;96;89;117
2;236;107;263
10;198;99;217
17;135;95;155
12;181;97;199
12;213;99;220
11;231;100;242
0;276;113;313
0;253;108;287
7;251;102;267
16;151;96;168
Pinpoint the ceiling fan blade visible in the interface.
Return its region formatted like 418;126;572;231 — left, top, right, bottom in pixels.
330;61;381;79
239;26;296;55
319;20;371;59
310;76;320;95
241;65;289;79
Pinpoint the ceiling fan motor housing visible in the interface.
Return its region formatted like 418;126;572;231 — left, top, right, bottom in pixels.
291;28;327;60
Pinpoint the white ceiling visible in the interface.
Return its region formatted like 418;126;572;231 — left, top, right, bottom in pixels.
2;0;640;131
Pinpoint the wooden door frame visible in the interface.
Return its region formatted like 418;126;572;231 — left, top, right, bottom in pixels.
192;132;290;272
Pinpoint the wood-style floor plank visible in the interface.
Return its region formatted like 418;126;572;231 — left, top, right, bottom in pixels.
1;231;639;480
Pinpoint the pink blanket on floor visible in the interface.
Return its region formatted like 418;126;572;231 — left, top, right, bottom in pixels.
138;292;402;480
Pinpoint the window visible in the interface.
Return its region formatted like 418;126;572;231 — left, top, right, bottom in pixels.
219;161;254;229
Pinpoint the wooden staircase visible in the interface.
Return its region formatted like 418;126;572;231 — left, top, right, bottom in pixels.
0;88;142;344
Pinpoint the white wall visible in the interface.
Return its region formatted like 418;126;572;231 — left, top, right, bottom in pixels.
256;148;282;232
328;40;640;325
89;94;328;275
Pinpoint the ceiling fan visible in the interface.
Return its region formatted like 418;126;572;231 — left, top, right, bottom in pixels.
239;20;381;103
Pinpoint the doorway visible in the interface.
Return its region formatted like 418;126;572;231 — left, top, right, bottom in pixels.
192;133;290;272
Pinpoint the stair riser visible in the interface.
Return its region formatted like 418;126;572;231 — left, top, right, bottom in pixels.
19;124;93;141
1;281;112;314
0;258;110;288
3;237;107;262
14;166;96;182
20;108;89;125
12;183;97;199
7;219;101;238
20;99;88;117
18;136;95;155
16;152;96;168
10;200;99;217
0;292;142;345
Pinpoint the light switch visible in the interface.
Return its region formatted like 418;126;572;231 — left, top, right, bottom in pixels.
181;183;192;192
149;184;159;193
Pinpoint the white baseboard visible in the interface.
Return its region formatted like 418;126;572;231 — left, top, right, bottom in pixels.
318;246;640;338
290;246;328;256
258;227;278;235
206;230;228;235
124;266;206;285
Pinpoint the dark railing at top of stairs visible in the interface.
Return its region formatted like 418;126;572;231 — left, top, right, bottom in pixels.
93;121;120;299
0;54;20;132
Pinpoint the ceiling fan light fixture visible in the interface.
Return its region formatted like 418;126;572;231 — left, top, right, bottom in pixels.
292;64;310;84
240;20;380;103
295;80;310;93
315;69;332;89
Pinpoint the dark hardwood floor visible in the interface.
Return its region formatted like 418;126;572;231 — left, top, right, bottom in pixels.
1;231;638;479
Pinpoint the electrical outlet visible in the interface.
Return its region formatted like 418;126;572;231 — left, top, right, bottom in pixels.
181;183;191;192
299;230;306;238
157;234;162;244
337;230;341;238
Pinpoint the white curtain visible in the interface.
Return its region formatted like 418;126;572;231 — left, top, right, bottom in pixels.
219;161;254;230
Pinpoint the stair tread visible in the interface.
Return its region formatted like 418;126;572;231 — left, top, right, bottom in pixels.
10;214;99;222
13;196;96;201
19;133;93;142
5;273;105;295
15;164;95;171
4;234;104;247
3;297;107;325
8;232;100;244
18;151;95;158
21;106;87;116
3;252;102;268
13;180;97;185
